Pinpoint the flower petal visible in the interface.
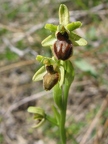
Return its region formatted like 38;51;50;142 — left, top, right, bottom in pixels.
32;66;46;81
59;4;69;26
45;24;57;32
41;35;56;47
69;32;87;46
66;21;82;31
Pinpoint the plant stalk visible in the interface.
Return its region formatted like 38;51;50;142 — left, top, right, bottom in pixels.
60;109;66;144
59;83;69;144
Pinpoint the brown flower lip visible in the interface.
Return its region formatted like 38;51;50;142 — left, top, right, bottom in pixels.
43;65;59;90
53;32;73;60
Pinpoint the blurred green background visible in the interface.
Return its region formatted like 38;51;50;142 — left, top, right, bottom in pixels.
0;0;108;144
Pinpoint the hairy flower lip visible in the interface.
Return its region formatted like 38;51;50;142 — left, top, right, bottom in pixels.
52;31;73;60
43;65;59;90
43;72;59;90
53;39;73;61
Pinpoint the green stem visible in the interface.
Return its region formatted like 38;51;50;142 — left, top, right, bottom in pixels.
59;84;69;144
60;109;66;144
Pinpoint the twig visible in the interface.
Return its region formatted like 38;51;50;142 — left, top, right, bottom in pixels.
93;118;108;144
80;94;108;144
70;3;108;19
2;37;38;57
3;37;26;57
0;60;36;73
12;18;58;43
70;9;108;19
0;23;22;32
7;90;52;113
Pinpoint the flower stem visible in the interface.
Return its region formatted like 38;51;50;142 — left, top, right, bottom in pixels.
59;84;69;144
60;109;66;144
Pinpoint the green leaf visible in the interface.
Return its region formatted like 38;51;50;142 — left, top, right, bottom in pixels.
66;21;82;31
52;105;60;125
64;60;74;89
45;24;57;32
74;59;97;76
53;83;63;110
70;32;87;46
63;61;74;106
59;4;69;26
32;66;46;81
46;114;58;126
41;35;56;47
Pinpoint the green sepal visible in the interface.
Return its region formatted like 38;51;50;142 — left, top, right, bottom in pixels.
45;24;57;32
36;55;57;66
59;4;69;26
27;107;45;116
36;55;51;65
41;34;56;47
27;106;46;128
66;21;82;31
53;83;63;110
33;118;45;128
32;66;46;81
69;32;87;46
36;55;44;62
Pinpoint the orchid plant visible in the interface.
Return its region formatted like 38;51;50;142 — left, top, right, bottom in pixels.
27;4;87;144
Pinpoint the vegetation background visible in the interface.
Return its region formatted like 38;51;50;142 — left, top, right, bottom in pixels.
0;0;108;144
